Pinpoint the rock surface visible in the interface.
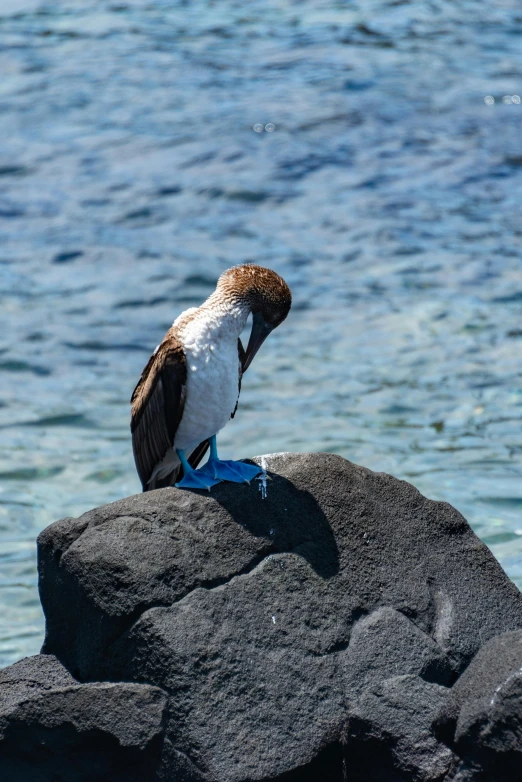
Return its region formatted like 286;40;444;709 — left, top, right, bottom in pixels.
0;653;167;781
436;630;522;781
33;452;522;781
348;674;454;781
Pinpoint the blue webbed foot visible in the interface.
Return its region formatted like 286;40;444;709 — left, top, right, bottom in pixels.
175;469;222;491
174;447;222;491
198;458;261;484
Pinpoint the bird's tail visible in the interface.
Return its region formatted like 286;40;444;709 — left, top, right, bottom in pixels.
145;439;210;491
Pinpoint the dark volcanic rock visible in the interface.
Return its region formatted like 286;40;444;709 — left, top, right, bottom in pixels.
342;607;458;696
348;674;454;781
36;452;522;781
0;654;167;781
436;630;522;781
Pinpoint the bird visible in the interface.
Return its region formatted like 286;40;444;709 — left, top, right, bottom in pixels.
130;263;292;491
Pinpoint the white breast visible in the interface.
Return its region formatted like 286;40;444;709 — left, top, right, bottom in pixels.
173;303;248;451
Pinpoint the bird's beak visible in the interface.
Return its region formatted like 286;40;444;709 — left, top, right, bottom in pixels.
243;312;274;371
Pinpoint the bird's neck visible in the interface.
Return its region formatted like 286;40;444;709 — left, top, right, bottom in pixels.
184;293;250;344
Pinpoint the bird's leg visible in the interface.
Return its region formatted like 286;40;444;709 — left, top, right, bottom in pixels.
175;448;221;491
198;435;261;484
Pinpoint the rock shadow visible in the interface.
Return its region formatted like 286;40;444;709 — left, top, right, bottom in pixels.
261;742;347;781
208;468;340;580
0;722;163;782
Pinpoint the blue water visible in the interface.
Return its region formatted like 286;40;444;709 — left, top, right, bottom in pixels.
1;0;522;667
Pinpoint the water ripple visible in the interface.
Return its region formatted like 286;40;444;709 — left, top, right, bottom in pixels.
1;0;522;666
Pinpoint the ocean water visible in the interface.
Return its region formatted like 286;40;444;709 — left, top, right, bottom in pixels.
1;0;522;667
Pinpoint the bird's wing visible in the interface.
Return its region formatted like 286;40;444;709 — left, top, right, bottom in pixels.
231;336;245;420
131;332;187;490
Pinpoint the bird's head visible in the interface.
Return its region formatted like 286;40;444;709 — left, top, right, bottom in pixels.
217;264;292;370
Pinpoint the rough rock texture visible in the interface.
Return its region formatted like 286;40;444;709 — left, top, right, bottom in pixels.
348;675;454;781
0;654;167;781
436;630;522;781
34;452;522;781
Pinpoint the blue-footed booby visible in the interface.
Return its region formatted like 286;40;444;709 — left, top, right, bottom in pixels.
131;264;292;491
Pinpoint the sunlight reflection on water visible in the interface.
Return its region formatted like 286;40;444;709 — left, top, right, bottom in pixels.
1;0;522;665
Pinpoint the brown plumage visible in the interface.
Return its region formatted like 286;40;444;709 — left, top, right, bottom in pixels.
130;330;188;489
216;264;292;323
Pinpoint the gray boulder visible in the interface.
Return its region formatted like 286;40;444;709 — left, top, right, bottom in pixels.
35;452;522;781
347;674;454;781
342;607;458;696
0;654;167;781
436;630;522;781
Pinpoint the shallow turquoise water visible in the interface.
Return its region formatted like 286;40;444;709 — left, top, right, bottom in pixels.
1;0;522;666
